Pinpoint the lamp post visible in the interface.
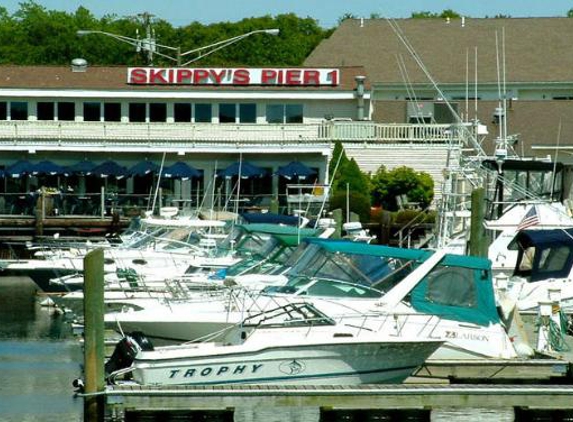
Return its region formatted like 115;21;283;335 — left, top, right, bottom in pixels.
76;27;279;66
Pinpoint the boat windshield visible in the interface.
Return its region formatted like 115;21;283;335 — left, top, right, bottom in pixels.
241;302;335;327
262;276;383;299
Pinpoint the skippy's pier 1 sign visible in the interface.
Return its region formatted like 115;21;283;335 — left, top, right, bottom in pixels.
127;67;340;86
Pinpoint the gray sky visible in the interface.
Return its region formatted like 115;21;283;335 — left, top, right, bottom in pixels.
3;0;573;27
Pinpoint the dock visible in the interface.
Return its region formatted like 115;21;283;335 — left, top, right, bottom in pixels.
98;383;573;421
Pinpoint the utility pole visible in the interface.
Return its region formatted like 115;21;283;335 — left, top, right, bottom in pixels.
136;12;156;65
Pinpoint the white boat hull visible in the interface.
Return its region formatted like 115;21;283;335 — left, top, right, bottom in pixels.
130;340;441;386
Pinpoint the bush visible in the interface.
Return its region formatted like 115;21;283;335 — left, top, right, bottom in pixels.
329;191;371;223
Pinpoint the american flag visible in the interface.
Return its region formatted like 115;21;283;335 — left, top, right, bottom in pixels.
517;205;539;231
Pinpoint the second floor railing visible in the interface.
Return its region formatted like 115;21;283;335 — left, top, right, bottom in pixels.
0;121;463;146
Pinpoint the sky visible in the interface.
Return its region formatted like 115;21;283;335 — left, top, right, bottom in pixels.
3;0;573;27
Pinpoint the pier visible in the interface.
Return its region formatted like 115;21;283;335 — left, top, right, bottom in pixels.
98;383;573;421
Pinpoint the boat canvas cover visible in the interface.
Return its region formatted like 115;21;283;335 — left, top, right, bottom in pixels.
239;224;319;247
513;228;573;282
304;238;432;261
410;254;500;327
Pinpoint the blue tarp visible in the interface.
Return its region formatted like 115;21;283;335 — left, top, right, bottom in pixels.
275;161;316;180
219;161;266;179
6;160;34;177
163;162;202;179
91;160;127;178
32;160;67;176
128;160;159;177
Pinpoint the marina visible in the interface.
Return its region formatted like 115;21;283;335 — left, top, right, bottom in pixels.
3;7;573;422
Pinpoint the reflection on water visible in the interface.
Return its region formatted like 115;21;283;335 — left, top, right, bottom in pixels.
0;277;83;421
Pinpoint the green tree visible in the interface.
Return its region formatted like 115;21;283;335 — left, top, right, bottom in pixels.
371;166;433;211
329;190;371;223
568;9;573;17
411;9;462;18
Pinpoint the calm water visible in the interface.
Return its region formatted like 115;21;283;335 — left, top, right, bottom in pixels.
0;276;83;422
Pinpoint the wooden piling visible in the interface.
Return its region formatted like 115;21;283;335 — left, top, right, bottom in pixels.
469;188;487;257
83;248;105;422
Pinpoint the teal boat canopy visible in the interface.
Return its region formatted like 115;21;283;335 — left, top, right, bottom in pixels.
411;254;500;327
303;238;433;261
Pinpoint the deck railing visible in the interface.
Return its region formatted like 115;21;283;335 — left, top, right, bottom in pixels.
0;121;461;146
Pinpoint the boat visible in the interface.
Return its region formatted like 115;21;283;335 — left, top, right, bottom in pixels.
105;239;525;360
105;302;443;386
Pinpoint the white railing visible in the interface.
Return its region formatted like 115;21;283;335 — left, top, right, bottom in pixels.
0;121;459;145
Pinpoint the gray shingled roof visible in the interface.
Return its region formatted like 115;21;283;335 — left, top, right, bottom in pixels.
305;17;573;84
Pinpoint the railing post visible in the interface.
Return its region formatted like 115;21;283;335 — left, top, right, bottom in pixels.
100;186;105;219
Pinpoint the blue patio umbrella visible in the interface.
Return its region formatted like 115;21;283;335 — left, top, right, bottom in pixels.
91;160;127;179
31;160;67;176
66;160;96;175
219;161;267;179
163;161;202;180
128;160;159;177
6;160;34;177
275;161;317;180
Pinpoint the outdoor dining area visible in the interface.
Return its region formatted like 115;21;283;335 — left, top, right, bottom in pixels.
0;158;319;217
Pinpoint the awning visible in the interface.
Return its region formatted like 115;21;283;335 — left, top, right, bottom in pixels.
275;161;316;180
219;161;267;179
91;160;127;179
32;160;67;176
163;161;202;180
6;160;34;177
128;160;159;177
66;160;96;175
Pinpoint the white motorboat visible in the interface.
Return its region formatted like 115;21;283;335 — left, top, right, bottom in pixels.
105;240;524;360
106;302;443;386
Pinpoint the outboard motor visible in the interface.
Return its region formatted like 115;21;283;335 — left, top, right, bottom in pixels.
105;331;153;376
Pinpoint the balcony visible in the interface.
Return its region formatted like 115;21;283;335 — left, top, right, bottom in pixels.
0;121;461;152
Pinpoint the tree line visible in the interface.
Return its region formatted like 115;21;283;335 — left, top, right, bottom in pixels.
3;2;573;67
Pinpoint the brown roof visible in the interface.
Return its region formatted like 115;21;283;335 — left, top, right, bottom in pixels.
305;18;573;84
0;65;368;92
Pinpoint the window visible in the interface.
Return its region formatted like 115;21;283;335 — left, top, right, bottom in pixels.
129;103;146;122
425;266;477;308
149;103;167;122
266;104;303;123
37;102;55;120
239;103;256;123
57;102;75;121
83;102;101;121
195;103;212;122
104;103;121;122
10;102;28;120
285;104;303;123
174;103;191;122
0;102;6;120
219;103;236;123
266;104;283;123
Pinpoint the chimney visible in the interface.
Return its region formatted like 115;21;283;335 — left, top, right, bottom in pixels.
71;58;88;72
355;75;366;120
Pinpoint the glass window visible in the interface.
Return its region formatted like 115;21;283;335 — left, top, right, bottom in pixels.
83;102;101;122
266;104;283;123
174;103;191;122
57;102;75;121
239;103;256;123
149;103;167;122
10;102;28;120
0;102;6;120
195;103;212;123
129;103;146;122
219;103;236;123
37;102;55;120
285;104;303;123
104;103;121;122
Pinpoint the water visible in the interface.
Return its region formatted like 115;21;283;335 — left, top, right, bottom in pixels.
0;277;83;422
